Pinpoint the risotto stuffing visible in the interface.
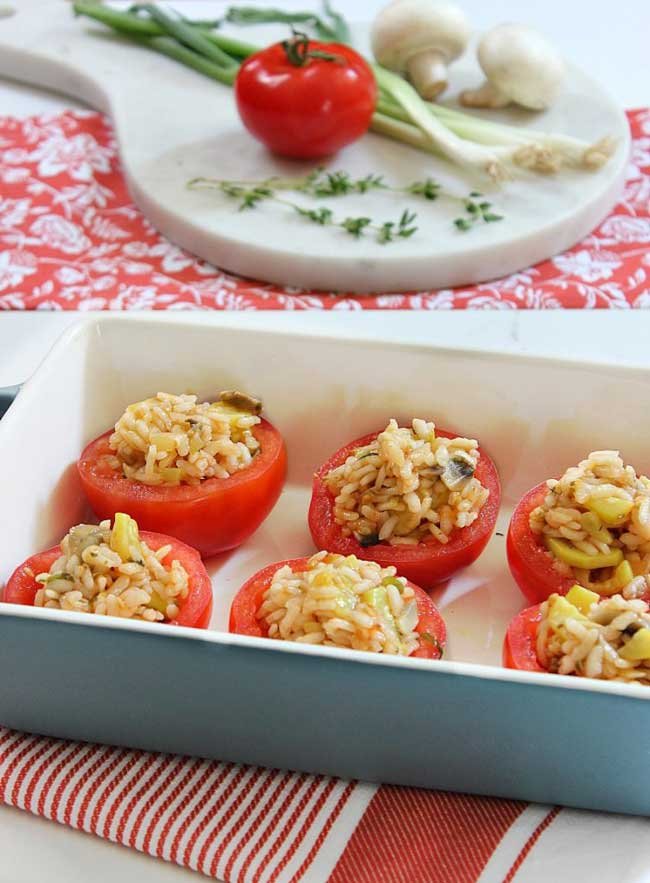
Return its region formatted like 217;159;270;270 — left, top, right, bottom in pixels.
34;515;188;621
538;585;650;683
530;450;650;594
257;551;430;655
108;390;262;486
325;419;489;546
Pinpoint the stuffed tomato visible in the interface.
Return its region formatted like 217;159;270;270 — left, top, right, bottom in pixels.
229;552;446;658
78;390;287;559
508;449;650;605
308;418;500;589
3;514;213;628
504;585;650;684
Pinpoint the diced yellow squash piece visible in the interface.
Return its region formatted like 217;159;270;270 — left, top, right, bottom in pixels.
547;594;587;629
586;496;634;527
594;560;635;596
545;537;623;570
313;571;333;588
619;628;650;661
110;513;142;562
566;584;600;614
160;467;182;483
151;432;177;452
210;403;241;421
189;434;204;453
580;512;601;534
149;591;167;615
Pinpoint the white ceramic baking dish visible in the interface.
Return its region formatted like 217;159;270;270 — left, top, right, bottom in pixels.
1;315;649;814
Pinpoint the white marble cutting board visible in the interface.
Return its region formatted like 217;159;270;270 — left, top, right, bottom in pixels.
0;1;630;292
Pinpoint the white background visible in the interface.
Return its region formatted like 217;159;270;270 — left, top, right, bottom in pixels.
1;1;650;881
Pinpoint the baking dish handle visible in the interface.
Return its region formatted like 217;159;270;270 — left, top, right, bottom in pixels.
0;384;21;419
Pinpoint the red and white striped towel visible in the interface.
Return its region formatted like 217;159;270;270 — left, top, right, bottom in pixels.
2;726;649;882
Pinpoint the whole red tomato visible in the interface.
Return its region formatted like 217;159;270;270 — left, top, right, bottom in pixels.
234;34;377;159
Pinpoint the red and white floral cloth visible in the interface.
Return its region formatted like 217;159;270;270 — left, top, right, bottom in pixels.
1;109;649;310
4;725;650;883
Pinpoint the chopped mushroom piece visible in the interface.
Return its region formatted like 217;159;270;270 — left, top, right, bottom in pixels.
219;389;263;415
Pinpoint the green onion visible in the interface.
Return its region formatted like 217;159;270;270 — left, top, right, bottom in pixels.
382;576;405;593
38;572;74;584
222;5;349;43
373;65;508;181
131;3;237;69
144;36;239;87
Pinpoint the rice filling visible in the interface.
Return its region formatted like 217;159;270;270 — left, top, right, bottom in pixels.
538;591;650;683
257;552;423;655
108;391;261;486
530;450;650;593
325;418;489;546
34;516;188;621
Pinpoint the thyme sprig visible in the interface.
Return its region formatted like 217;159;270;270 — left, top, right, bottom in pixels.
190;178;418;243
454;192;504;231
188;171;504;242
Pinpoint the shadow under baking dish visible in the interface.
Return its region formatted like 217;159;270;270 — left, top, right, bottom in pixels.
2;315;650;816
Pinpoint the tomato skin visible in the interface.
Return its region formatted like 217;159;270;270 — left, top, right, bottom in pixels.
77;419;287;559
234;40;377;159
229;556;446;659
308;430;501;590
503;604;546;672
2;531;213;629
507;482;576;605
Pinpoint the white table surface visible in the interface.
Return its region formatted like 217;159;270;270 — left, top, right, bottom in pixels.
1;1;649;881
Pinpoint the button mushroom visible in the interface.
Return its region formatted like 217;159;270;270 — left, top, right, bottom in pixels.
372;0;471;100
461;23;566;111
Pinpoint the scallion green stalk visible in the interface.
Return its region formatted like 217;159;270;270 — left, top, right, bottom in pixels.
131;3;237;69
143;36;239;87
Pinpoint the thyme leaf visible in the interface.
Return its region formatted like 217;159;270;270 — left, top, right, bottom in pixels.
453;192;504;232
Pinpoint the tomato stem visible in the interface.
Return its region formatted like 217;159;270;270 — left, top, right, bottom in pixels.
281;30;346;67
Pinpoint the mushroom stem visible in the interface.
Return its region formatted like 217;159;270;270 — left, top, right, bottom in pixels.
460;81;511;110
406;49;450;100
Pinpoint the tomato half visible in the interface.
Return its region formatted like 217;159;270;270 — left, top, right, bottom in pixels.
229;556;446;659
77;419;287;559
503;604;545;672
3;531;213;629
234;38;377;159
308;430;501;590
507;482;576;605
